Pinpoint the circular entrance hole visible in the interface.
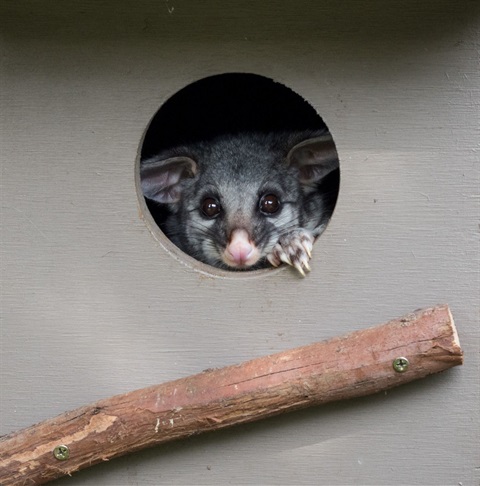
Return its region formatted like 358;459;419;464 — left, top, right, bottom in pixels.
139;73;339;274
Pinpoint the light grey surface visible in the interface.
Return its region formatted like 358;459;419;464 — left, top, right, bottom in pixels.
1;1;479;485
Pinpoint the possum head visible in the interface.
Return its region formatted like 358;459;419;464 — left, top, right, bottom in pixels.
141;132;338;270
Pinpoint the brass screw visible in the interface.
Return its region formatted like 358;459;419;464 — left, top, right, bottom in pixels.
53;445;70;461
392;357;410;373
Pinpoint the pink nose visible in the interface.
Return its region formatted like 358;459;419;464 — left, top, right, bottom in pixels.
223;229;260;267
226;230;254;264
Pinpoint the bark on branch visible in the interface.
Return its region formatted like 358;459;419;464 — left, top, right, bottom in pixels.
0;305;463;485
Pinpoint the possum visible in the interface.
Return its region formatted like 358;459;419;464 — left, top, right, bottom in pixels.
140;130;339;275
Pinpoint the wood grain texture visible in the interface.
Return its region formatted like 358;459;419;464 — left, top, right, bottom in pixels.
0;305;463;485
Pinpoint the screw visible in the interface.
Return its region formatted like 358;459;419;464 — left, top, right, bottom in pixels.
392;357;410;373
53;445;70;461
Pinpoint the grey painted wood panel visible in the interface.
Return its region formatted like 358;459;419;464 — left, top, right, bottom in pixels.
1;1;479;484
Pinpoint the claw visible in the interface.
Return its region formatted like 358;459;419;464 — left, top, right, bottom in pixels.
280;253;292;266
267;254;279;267
293;262;306;277
302;240;313;258
303;259;311;272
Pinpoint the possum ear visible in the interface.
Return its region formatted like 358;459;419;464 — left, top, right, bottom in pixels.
287;135;339;184
140;156;197;204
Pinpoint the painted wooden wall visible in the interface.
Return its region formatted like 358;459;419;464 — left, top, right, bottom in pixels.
1;1;479;484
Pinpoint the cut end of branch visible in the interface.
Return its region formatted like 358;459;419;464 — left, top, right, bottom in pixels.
446;305;463;362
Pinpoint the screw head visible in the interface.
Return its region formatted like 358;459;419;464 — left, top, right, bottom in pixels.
53;445;70;461
392;357;410;373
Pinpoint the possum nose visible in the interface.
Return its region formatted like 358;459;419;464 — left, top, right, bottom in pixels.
223;229;260;268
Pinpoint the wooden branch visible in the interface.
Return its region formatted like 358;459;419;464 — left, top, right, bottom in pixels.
0;305;463;485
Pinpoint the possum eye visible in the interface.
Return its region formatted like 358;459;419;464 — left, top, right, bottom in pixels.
201;197;222;218
259;194;280;215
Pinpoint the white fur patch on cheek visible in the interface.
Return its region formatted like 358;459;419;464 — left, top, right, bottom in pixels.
259;206;299;258
265;206;298;241
193;219;218;259
201;237;221;263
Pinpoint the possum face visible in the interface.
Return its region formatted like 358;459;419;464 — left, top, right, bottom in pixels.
140;132;338;270
177;161;304;269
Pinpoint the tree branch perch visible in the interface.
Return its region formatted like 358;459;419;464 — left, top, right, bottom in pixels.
0;304;463;485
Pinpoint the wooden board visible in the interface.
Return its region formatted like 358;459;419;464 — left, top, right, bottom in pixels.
1;1;479;484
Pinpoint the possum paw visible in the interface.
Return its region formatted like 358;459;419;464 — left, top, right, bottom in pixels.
267;229;314;276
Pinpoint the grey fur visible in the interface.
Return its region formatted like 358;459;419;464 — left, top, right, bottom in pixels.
141;130;339;270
